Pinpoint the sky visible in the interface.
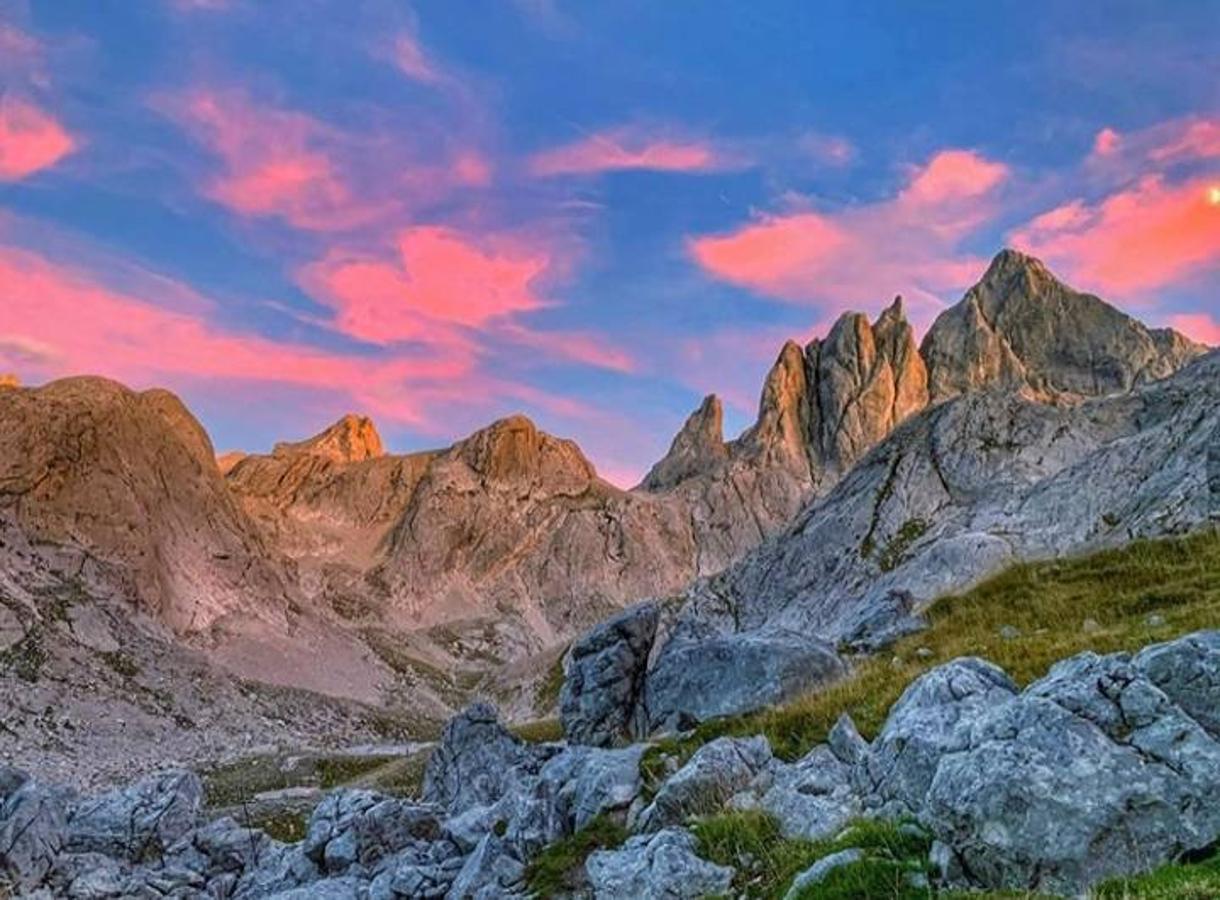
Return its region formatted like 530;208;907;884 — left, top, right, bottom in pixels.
0;0;1217;486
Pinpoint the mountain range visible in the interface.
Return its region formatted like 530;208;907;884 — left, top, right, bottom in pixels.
0;248;1212;784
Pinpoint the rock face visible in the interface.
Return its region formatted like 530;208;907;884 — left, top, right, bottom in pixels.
640;394;729;490
921;249;1204;402
0;377;292;634
560;602;660;747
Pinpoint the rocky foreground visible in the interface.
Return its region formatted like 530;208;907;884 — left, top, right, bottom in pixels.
3;629;1218;898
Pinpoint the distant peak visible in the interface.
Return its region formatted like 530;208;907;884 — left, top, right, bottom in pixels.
0;373;18;390
878;295;906;323
274;413;384;463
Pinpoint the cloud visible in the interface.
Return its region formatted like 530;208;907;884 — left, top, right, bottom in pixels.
529;126;734;177
0;95;75;181
498;324;637;374
391;32;444;84
688;148;1010;327
1168;312;1220;346
158;88;391;231
0;244;468;424
301;226;550;343
1011;116;1220;299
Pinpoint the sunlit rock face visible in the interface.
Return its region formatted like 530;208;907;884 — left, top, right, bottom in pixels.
0;376;293;634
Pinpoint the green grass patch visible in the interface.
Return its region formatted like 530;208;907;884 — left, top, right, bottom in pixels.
524;814;630;896
692;812;932;899
536;648;568;712
511;717;564;743
1093;847;1220;899
645;530;1220;766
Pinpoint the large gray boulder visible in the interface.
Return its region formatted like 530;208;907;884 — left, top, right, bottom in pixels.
560;602;659;747
638;736;772;832
585;828;734;900
64;769;202;861
754;745;862;841
303;789;444;876
642;631;845;732
921;635;1220;895
861;657;1017;814
1134;630;1220;736
0;780;67;889
422;703;549;815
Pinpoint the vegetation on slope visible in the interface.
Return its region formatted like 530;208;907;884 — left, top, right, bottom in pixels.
643;528;1220;780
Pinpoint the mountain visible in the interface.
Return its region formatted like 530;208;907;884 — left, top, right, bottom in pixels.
0;377;292;634
0;249;1208;759
922;249;1204;401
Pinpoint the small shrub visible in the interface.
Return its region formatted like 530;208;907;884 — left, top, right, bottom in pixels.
525;815;629;897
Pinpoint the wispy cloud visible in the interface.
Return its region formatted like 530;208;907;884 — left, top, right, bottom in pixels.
529;125;737;177
0;95;75;181
688;148;1010;328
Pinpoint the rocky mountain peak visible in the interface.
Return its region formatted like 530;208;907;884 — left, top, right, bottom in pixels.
641;394;728;490
922;248;1206;402
0;373;18;389
273;413;385;464
451;413;597;486
805;301;928;474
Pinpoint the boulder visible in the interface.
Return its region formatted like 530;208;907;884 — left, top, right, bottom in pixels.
783;848;864;900
422;703;548;815
642;631;845;733
755;745;861;841
836;589;927;652
1134;630;1220;737
585;828;734;900
0;780;67;888
446;833;525;900
861;657;1016;814
560;602;660;747
64;769;201;861
638;736;772;832
303;789;444;875
922;639;1220;895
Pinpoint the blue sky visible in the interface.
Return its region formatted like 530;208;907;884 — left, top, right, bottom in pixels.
1;0;1217;484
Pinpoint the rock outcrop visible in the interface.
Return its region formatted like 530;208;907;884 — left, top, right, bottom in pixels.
0;377;292;634
921;249;1205;402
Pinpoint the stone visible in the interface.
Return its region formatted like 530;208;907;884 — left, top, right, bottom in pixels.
638;736;772;831
642;631;845;733
422;703;545;815
0;780;67;888
162;815;271;882
862;657;1017;814
65;770;201;861
782;848;864;899
303;789;443;875
641;395;729;490
924;646;1220;895
757;745;861;841
838;589;927;652
827;714;869;768
446;833;525;900
1134;630;1220;736
585;828;734;900
560;602;660;747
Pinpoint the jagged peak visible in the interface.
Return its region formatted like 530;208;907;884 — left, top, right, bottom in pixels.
0;373;18;389
980;247;1054;285
640;394;727;491
274;413;385;464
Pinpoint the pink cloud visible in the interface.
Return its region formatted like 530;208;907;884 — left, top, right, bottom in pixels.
302;226;550;344
160;89;390;231
0;96;74;181
1168;312;1220;346
689;149;1010;327
1149;118;1220;163
1092;127;1121;157
392;33;443;84
529;127;731;177
0;245;468;425
499;325;637;374
1009;175;1220;297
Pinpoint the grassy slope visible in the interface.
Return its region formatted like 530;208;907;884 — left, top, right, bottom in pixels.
625;529;1220;898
